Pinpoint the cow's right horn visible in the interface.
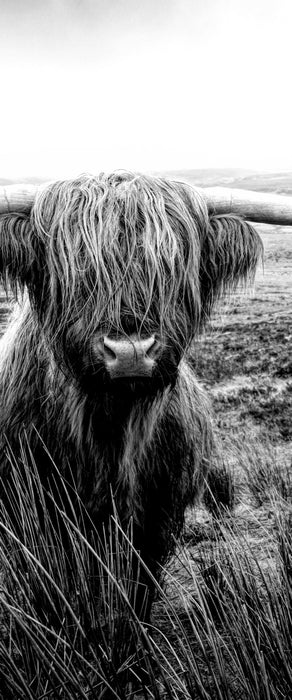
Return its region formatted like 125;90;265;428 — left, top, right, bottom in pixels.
199;187;292;226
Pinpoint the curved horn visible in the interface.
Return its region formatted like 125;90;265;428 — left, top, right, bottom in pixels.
201;187;292;225
0;184;38;214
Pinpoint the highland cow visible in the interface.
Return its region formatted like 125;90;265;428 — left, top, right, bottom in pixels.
0;172;262;623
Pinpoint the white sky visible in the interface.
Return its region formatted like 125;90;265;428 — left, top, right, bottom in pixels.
0;0;292;179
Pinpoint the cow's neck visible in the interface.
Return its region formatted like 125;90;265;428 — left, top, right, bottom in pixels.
54;380;173;521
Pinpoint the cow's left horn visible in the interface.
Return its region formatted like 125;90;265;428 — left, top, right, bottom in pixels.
0;184;38;214
199;187;292;226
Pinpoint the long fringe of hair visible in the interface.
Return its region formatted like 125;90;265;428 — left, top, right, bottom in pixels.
28;173;208;354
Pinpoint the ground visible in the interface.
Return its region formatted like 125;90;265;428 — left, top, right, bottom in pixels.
193;223;292;445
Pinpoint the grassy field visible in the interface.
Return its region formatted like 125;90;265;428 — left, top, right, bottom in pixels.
194;223;292;443
148;219;292;698
0;174;292;698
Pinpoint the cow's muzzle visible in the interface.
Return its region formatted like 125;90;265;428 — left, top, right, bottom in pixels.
101;335;159;379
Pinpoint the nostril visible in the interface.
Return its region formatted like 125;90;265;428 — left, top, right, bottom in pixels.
145;336;159;360
104;345;116;362
103;337;117;363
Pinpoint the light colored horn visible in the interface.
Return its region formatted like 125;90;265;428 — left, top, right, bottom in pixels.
0;184;38;214
201;187;292;225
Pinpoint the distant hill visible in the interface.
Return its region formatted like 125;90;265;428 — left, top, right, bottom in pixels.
0;176;50;186
156;168;256;186
232;171;292;195
156;169;292;195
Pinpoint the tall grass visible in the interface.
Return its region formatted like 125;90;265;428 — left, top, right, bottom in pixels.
240;437;292;506
0;440;292;699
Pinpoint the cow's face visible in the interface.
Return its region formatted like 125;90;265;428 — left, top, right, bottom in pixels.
27;174;205;394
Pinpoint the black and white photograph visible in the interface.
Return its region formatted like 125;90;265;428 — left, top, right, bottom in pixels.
0;1;291;698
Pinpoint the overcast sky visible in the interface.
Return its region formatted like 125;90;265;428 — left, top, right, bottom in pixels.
0;0;291;179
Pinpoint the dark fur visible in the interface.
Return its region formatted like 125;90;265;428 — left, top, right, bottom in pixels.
0;172;262;620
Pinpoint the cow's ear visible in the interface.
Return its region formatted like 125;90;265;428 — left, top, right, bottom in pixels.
199;215;263;322
0;213;35;295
